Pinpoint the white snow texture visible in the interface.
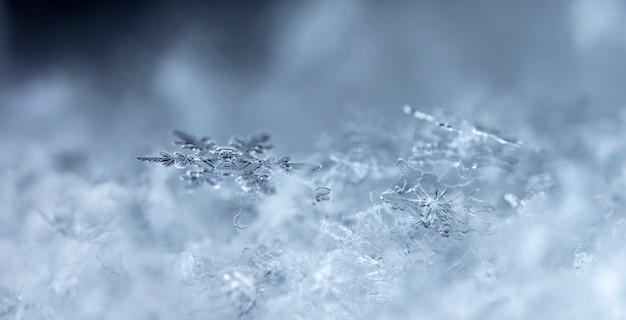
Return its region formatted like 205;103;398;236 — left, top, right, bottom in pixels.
1;1;626;319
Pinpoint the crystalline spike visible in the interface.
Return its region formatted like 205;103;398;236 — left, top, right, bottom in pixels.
472;125;523;147
411;109;437;123
229;132;273;155
135;155;165;163
136;152;175;167
173;130;214;150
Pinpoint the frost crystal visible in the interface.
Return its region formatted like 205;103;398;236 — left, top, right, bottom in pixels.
376;106;535;241
137;131;322;194
382;159;492;239
403;105;522;148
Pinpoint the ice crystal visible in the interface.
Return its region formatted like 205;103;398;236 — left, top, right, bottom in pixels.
376;106;535;241
381;158;493;242
137;131;322;194
402;106;526;180
403;105;522;148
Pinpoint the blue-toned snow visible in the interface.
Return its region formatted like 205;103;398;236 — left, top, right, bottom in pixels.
1;1;626;319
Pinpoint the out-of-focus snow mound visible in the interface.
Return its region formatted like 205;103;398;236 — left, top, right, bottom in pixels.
1;0;626;319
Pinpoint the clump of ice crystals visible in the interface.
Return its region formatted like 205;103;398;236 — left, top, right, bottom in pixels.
377;106;538;240
131;106;557;318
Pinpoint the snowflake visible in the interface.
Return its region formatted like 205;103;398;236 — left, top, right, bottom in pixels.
382;158;493;239
137;131;322;194
382;161;460;235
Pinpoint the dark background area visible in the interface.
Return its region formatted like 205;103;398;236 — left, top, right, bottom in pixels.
1;0;625;158
4;0;277;82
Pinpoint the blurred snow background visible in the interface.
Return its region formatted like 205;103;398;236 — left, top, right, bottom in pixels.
1;0;625;319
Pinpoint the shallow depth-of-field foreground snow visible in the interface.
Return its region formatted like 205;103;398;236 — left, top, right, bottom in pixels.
1;1;626;319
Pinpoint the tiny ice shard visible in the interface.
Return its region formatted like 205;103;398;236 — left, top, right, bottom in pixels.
472;125;522;147
403;105;459;133
403;105;522;147
173;130;216;151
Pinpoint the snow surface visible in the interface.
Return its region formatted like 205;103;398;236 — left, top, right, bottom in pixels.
1;1;626;319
